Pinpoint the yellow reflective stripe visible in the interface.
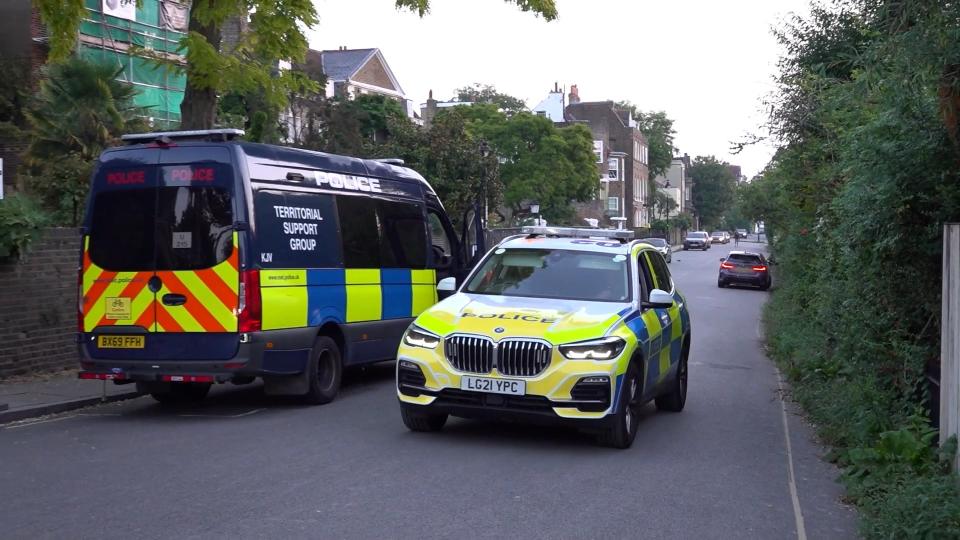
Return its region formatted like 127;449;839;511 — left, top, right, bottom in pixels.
345;269;380;285
262;285;308;330
410;269;436;284
156;284;203;331
641;310;661;335
128;286;154;325
659;347;671;383
175;271;236;330
411;284;436;316
212;260;239;293
261;269;307;287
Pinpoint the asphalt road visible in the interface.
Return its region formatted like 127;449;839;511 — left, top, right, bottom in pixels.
0;240;858;540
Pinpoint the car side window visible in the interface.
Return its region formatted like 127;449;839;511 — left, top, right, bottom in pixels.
636;252;654;302
645;251;673;292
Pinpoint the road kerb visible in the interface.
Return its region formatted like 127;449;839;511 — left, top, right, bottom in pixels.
0;391;142;425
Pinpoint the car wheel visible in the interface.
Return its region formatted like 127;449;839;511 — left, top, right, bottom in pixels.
655;339;688;412
400;403;448;432
150;383;211;406
717;279;726;288
761;281;771;291
597;361;642;449
304;336;343;405
683;246;688;251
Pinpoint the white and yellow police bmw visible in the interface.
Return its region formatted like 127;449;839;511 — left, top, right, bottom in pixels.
396;227;691;448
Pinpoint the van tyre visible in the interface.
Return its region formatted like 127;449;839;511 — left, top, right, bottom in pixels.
656;338;689;412
400;403;447;432
304;336;342;405
150;383;211;406
597;361;642;449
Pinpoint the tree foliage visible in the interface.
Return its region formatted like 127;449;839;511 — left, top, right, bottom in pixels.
749;1;960;535
35;0;556;129
459;105;597;223
689;156;736;229
25;57;144;162
455;84;527;115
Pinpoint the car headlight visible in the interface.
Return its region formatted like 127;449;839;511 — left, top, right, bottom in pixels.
403;325;440;349
558;337;626;360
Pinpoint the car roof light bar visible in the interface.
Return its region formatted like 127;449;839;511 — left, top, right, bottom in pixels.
121;129;245;144
521;226;635;241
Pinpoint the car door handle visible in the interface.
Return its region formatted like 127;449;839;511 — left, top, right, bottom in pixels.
161;293;187;306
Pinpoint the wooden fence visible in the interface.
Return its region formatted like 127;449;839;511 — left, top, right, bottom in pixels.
942;223;960;471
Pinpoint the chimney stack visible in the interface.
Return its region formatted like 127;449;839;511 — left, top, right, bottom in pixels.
568;84;580;104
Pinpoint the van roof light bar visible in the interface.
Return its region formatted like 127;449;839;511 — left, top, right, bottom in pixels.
121;129;245;144
373;158;405;166
521;226;634;242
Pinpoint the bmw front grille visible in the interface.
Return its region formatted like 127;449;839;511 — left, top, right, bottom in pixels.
444;335;552;377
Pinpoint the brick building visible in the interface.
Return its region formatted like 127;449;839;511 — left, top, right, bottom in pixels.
563;87;651;229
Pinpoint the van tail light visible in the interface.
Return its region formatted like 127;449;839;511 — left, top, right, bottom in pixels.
752;265;768;272
720;262;735;270
238;269;261;333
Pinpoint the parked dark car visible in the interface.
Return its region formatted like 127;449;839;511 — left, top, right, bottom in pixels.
683;231;710;250
718;251;771;290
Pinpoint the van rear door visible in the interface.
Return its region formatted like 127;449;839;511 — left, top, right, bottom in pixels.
84;146;239;361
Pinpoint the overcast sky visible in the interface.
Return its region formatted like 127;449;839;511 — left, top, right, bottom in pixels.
308;0;811;178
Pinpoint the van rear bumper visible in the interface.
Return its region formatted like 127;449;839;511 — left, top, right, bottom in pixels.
78;327;318;381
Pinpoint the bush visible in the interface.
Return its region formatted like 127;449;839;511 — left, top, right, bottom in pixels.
20;152;93;226
0;193;50;259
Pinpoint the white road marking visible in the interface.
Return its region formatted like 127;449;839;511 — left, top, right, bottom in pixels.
777;369;808;540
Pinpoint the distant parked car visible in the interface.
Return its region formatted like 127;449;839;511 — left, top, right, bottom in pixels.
683;231;711;250
718;251;771;290
640;237;672;263
735;228;748;239
710;231;728;244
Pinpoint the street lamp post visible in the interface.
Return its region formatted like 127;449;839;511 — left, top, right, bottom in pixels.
530;202;541;226
478;141;490;230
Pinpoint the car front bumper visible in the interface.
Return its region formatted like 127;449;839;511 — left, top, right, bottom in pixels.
396;343;624;423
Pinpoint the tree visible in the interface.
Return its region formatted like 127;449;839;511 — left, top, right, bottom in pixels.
459;106;596;223
36;1;556;129
455;84;527;115
377;107;499;225
689;156;735;229
302;94;409;156
651;190;677;219
24;57;144;162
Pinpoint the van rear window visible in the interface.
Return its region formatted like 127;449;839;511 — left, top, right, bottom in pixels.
88;186;234;271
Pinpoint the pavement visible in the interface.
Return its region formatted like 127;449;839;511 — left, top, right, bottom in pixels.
0;371;141;423
0;238;856;540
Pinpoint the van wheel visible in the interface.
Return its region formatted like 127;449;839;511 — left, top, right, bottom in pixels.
597;362;641;449
304;336;342;405
151;383;211;406
400;403;447;432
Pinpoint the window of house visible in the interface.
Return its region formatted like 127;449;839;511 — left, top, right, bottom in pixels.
607;157;619;180
593;140;603;163
607;197;619;211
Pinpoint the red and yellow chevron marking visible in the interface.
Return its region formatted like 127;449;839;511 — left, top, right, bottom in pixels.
155;241;239;333
81;235;239;333
81;240;156;332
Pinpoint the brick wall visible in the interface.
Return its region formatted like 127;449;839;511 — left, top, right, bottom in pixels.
0;228;79;378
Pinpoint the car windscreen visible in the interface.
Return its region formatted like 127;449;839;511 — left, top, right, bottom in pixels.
711;231;724;236
89;183;234;271
641;238;666;247
728;253;763;264
465;249;630;302
689;232;707;238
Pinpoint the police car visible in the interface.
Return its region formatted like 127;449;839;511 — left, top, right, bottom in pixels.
396;227;692;448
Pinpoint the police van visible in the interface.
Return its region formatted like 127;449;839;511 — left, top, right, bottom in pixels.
78;129;485;404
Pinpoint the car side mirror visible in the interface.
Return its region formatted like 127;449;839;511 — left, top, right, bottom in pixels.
720;257;726;262
643;289;674;309
437;277;457;293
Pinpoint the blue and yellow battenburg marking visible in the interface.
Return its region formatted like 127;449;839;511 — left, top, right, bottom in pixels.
259;268;436;330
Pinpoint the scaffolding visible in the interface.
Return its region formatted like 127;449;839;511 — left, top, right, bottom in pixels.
77;0;187;128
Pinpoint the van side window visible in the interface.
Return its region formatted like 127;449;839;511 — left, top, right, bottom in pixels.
337;195;382;268
378;200;427;269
